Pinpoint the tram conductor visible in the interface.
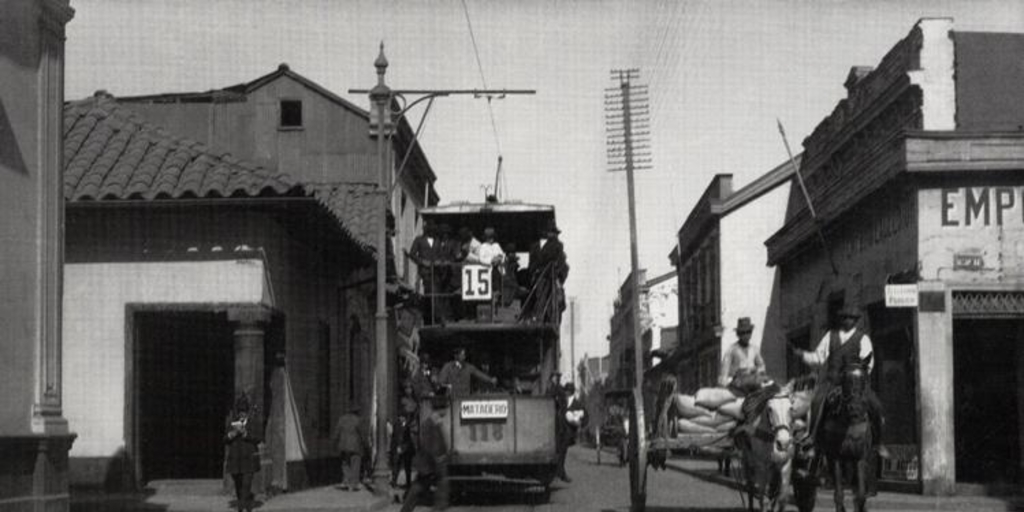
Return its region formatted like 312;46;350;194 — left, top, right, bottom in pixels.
437;347;497;396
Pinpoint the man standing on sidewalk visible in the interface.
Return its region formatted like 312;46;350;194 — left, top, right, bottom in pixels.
332;405;369;491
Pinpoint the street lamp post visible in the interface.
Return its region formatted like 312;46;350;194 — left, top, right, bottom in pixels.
357;43;535;479
368;45;393;478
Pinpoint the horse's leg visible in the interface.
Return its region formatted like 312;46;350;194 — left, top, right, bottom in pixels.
855;458;867;512
832;459;846;512
775;458;792;512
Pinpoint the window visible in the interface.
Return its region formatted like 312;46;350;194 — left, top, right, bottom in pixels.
280;100;303;128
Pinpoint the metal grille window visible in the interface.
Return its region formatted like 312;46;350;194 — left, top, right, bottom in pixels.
953;291;1024;317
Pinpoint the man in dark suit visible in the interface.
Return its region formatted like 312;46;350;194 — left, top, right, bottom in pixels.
547;372;573;483
409;221;451;323
437;347;497;397
525;220;568;322
225;392;263;512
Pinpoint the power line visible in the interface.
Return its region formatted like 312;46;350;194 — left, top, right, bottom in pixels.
459;0;503;157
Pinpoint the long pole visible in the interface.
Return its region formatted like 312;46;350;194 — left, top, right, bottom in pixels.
777;119;838;276
569;298;576;384
622;76;645;394
371;46;391;477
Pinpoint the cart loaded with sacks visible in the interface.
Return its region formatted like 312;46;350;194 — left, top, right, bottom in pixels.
611;376;820;512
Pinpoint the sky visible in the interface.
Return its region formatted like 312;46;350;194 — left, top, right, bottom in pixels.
64;0;1024;376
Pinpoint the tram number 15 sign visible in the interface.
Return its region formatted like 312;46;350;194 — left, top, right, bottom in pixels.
461;264;492;301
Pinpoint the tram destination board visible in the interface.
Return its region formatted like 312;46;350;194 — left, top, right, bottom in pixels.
460;399;509;420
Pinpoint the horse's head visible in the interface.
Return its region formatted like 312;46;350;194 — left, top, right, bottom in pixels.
841;353;873;397
765;393;794;465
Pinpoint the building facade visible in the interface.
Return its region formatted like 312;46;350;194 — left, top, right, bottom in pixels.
117;64;439;290
667;161;793;393
61;96;382;492
766;19;1024;494
0;1;76;511
607;270;650;390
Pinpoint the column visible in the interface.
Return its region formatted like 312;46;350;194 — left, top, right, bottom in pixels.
31;0;75;437
914;282;955;495
228;306;271;495
228;307;271;414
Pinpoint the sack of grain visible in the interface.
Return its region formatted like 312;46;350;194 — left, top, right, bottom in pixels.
717;397;745;420
676;418;717;434
695;387;738;409
673;393;712;419
690;411;734;428
715;420;737;433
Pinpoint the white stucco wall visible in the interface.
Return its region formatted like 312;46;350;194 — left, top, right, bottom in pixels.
718;182;791;378
63;259;270;457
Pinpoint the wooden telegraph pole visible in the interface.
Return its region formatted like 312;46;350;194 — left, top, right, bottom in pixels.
606;69;650;393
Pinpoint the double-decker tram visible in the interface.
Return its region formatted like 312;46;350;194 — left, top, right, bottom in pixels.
409;200;567;493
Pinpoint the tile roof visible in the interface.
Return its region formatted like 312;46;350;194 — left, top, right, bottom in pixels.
63;94;382;254
307;182;382;252
64;94;300;201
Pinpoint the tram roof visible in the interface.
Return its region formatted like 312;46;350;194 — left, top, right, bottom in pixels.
420;201;556;251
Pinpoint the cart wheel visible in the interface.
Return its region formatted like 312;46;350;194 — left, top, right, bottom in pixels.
628;388;647;512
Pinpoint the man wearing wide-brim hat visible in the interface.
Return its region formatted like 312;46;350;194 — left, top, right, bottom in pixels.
790;305;889;459
718;317;767;391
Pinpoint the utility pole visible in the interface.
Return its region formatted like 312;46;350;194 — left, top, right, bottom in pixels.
354;44;534;478
606;69;650;393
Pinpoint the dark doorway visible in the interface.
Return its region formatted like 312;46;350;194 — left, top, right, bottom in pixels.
135;311;234;481
953;318;1021;485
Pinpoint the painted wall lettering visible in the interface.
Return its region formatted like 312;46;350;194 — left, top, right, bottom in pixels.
940;187;1024;227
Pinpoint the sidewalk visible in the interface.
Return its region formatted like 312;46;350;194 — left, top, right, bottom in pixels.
662;458;1023;511
71;480;391;512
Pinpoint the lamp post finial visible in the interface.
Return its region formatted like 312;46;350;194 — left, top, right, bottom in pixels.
375;42;388;76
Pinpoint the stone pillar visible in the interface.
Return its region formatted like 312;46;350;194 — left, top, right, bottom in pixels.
228;307;271;413
914;282;956;495
228;306;271;495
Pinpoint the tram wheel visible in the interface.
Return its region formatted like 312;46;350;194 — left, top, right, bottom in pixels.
628;388;648;512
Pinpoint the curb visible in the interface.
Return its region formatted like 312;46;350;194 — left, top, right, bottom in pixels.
661;461;1018;511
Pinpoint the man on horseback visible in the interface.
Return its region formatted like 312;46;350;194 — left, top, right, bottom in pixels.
792;305;889;459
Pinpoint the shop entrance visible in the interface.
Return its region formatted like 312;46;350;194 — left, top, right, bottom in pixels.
953;318;1022;485
134;311;235;482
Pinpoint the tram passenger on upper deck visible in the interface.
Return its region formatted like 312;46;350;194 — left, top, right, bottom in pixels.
455;227;481;263
524;221;569;323
437;347;497;397
410;221;451;323
472;227;505;267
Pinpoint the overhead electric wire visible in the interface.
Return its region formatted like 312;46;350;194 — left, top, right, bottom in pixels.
459;0;503;157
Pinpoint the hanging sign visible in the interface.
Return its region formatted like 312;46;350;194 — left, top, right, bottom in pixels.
885;284;919;308
461;264;493;301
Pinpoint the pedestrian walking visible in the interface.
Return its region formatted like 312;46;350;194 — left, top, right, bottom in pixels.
224;392;262;512
400;393;450;511
391;383;418;488
332;404;369;491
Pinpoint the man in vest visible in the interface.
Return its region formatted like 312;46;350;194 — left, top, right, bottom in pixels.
718;317;767;392
792;306;889;459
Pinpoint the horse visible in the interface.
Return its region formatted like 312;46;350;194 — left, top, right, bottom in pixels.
732;386;795;512
818;355;874;512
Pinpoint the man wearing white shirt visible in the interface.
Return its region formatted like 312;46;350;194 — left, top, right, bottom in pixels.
792;306;889;458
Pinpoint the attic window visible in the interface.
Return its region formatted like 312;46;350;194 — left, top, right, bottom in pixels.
280;100;303;129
